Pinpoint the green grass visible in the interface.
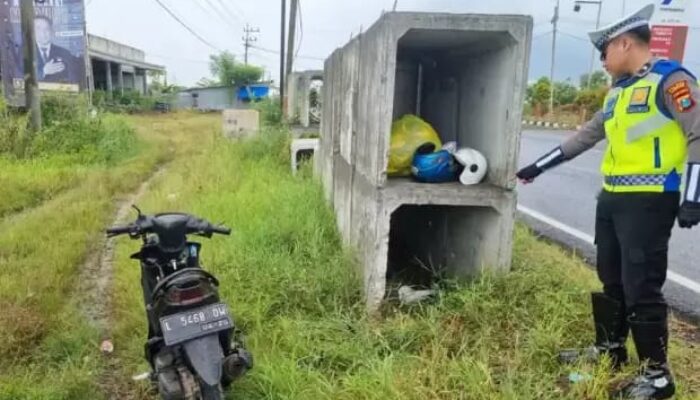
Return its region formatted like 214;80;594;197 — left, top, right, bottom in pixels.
0;112;187;399
0;101;141;220
0;156;87;217
106;115;700;400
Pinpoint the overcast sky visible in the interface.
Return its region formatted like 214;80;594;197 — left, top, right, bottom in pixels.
85;0;700;87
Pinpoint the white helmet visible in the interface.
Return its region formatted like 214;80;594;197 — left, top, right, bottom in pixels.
454;148;488;185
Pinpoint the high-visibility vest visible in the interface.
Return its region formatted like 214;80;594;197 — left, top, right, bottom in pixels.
601;60;695;193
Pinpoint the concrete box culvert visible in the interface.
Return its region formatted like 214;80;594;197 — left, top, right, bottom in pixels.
316;12;532;312
287;70;324;128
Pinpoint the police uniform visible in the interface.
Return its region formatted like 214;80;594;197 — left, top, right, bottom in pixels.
517;4;700;399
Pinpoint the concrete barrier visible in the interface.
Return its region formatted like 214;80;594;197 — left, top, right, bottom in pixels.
521;120;578;131
287;70;324;128
316;12;532;311
291;138;319;174
222;109;259;139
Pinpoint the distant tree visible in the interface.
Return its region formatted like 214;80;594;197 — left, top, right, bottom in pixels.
148;71;180;94
209;51;263;87
554;81;578;106
579;71;609;89
575;86;609;115
526;77;552;115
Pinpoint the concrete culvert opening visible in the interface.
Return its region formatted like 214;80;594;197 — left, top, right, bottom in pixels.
309;78;323;126
392;28;519;188
387;204;501;293
296;149;315;167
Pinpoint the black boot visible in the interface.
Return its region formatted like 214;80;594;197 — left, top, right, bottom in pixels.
559;293;629;369
613;316;675;400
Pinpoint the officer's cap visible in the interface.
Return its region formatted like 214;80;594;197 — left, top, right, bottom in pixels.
588;4;654;51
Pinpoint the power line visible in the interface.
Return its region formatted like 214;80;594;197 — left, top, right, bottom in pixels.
214;0;244;24
251;44;324;61
533;30;553;40
533;21;550;30
152;0;221;51
558;30;589;43
203;0;240;32
148;53;209;65
248;49;277;63
223;0;248;21
218;0;246;22
192;0;217;20
148;51;245;65
294;0;303;61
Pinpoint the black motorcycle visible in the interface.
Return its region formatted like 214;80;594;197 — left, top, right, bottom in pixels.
107;207;253;400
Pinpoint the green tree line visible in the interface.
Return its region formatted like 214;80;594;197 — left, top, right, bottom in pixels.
527;71;609;118
198;51;264;88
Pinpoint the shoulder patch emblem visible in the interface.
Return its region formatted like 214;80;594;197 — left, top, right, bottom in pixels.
667;80;696;113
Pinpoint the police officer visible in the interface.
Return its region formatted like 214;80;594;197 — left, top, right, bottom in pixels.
517;4;700;399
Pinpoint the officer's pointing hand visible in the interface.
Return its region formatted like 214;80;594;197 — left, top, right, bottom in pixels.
516;164;542;184
678;202;700;229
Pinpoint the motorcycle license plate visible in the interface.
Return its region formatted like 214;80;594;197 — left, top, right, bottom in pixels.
159;303;232;346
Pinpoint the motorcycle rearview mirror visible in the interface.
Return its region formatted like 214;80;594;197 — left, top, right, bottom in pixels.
132;204;144;219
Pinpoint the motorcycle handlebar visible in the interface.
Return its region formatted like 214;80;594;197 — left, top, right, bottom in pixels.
106;225;133;236
106;213;231;238
210;225;231;235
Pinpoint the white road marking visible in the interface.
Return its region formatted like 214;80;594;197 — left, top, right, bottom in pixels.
517;205;700;295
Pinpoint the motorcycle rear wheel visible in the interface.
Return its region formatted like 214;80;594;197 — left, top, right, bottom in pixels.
199;382;224;400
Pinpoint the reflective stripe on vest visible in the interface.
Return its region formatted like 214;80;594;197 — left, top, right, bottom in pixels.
604;174;667;187
601;69;687;193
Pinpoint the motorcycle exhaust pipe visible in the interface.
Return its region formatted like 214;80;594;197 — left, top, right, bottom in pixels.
222;349;253;382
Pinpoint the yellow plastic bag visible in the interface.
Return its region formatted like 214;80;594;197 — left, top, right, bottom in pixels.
388;114;442;176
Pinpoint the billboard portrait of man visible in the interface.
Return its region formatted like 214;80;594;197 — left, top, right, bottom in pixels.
0;0;87;103
34;15;79;83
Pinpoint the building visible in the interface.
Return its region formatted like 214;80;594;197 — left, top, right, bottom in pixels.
88;34;165;95
175;86;238;111
175;84;270;111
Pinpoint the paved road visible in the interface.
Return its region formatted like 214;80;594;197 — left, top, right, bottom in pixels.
518;130;700;320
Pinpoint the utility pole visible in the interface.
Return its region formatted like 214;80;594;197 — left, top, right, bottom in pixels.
575;0;604;88
242;24;259;65
588;4;603;88
285;0;298;80
279;0;286;112
20;0;41;133
549;0;559;116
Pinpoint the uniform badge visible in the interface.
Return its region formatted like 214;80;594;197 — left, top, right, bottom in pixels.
604;95;619;120
667;80;696;113
627;86;651;113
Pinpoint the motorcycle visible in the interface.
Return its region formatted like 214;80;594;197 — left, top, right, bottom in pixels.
107;207;253;400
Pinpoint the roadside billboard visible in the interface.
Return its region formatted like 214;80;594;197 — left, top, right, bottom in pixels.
0;0;87;105
650;0;689;62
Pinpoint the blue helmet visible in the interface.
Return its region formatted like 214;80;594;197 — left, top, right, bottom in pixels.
411;149;459;183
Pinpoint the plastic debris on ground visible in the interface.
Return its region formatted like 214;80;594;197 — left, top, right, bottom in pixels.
398;285;437;305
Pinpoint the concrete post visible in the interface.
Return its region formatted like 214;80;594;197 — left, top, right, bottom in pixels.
117;63;124;95
105;61;113;94
142;70;148;95
286;72;299;121
299;73;311;128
